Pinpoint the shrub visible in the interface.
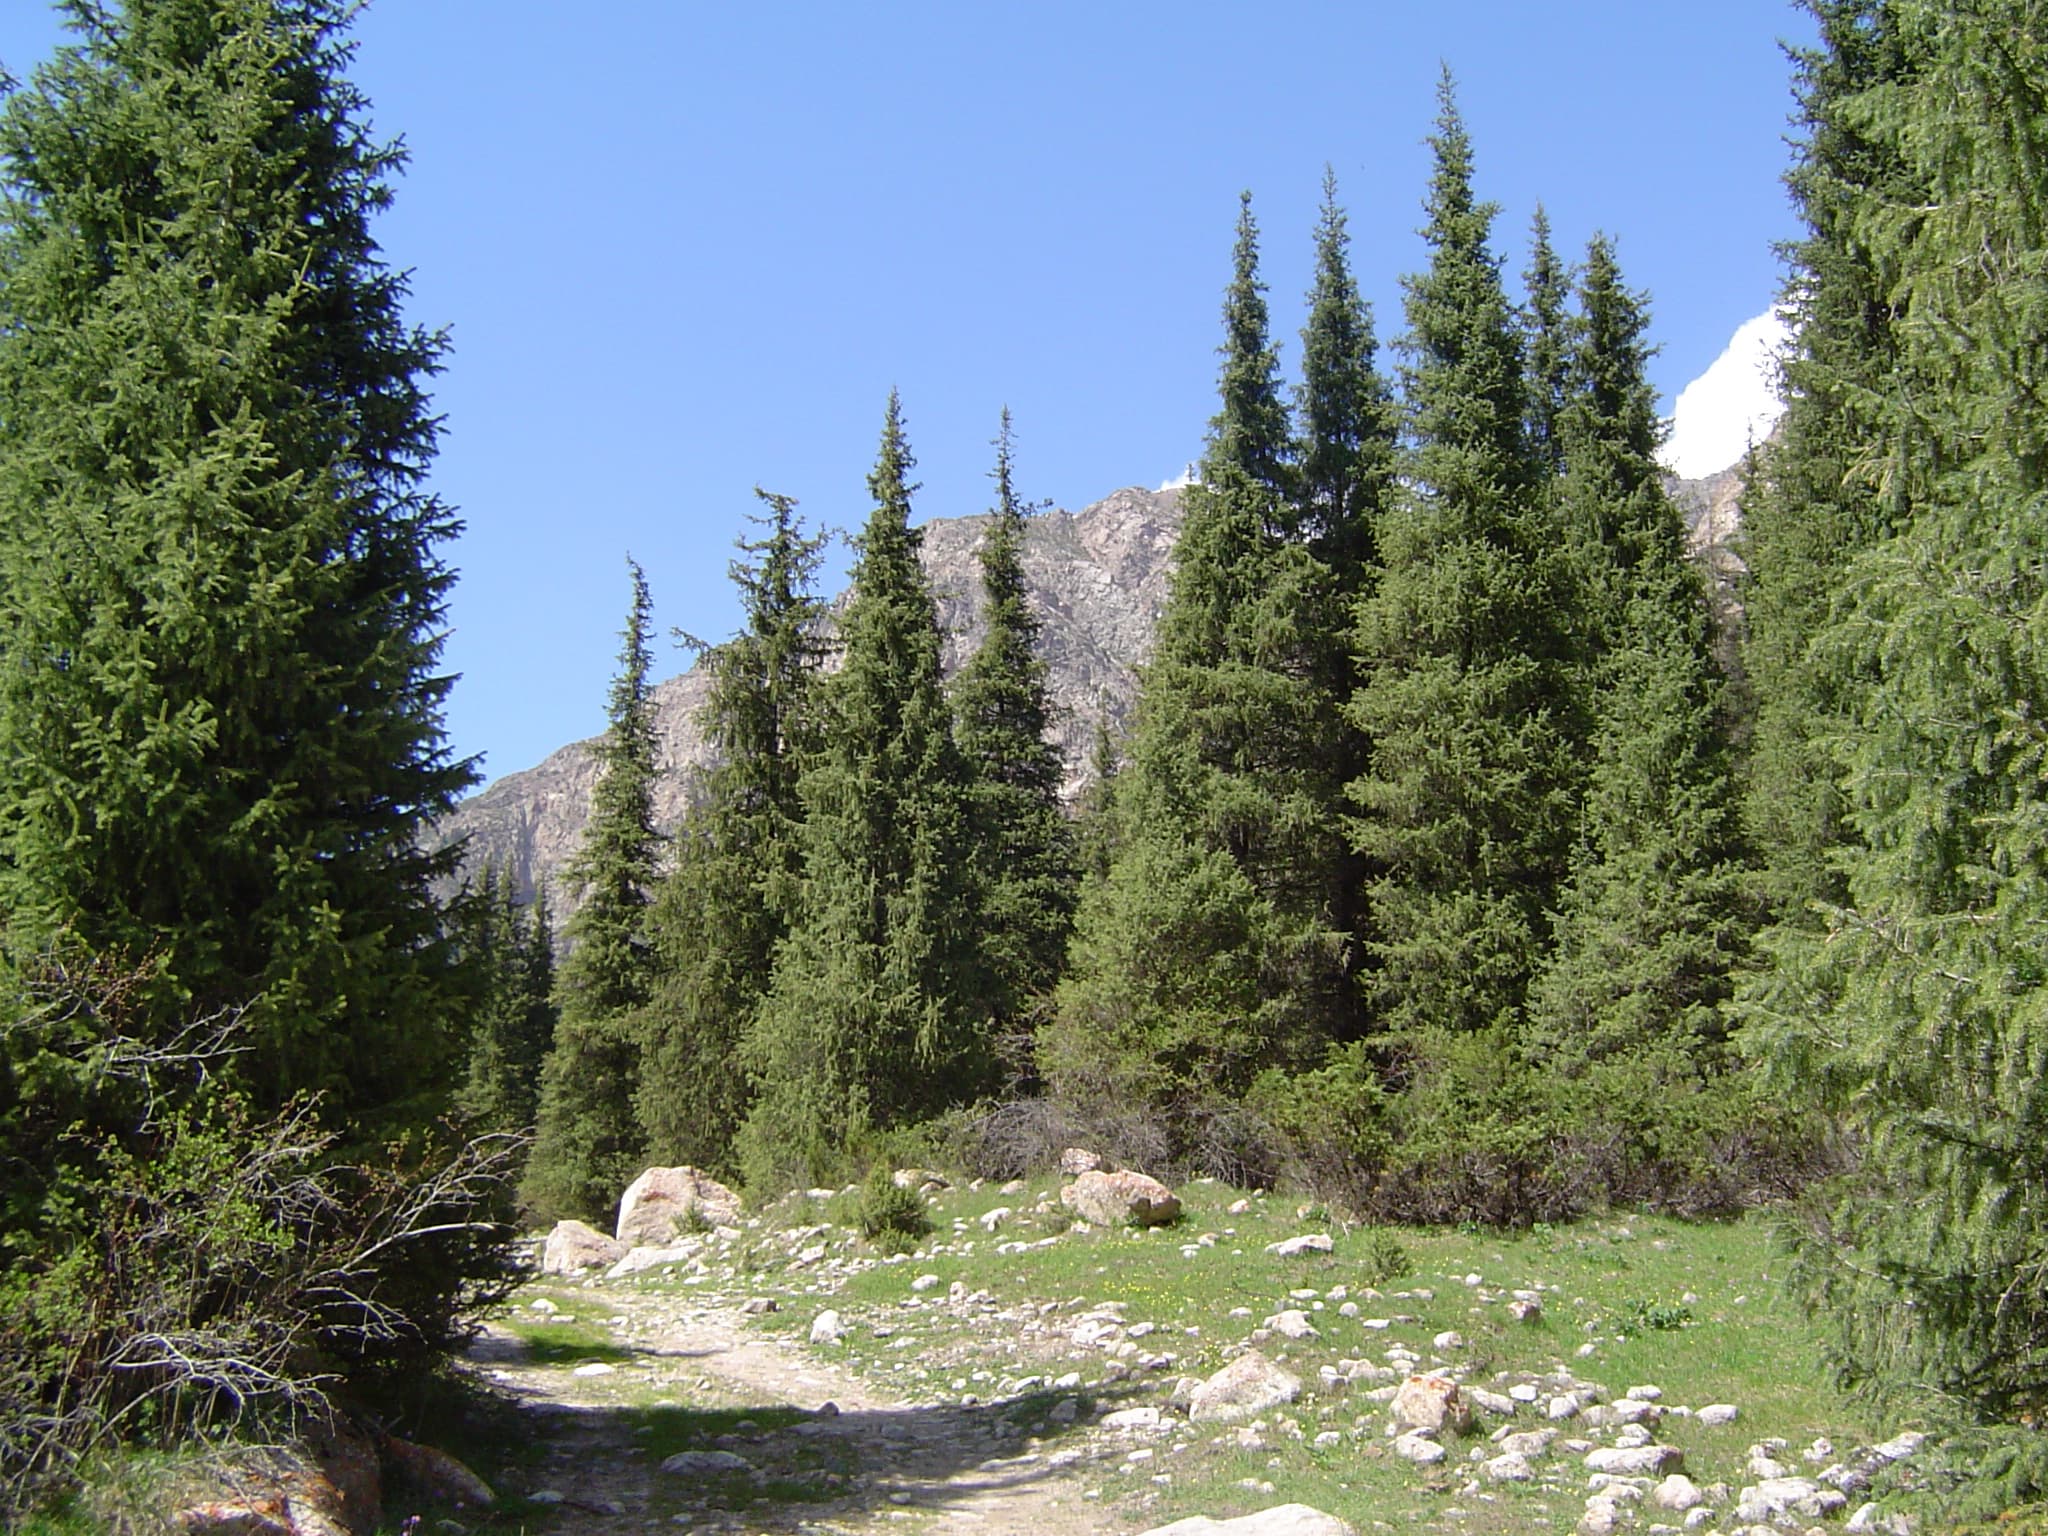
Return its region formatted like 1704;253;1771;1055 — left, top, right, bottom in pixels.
854;1166;931;1254
1357;1229;1414;1289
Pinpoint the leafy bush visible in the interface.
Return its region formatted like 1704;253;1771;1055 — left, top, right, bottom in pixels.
0;952;519;1514
854;1166;932;1254
1358;1229;1414;1288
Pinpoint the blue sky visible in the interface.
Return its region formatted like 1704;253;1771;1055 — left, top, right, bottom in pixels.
0;3;1814;785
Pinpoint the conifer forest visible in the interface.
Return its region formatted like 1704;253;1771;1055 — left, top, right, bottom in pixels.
6;0;2048;1525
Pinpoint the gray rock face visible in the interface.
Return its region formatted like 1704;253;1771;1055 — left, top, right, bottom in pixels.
438;465;1746;915
433;485;1186;908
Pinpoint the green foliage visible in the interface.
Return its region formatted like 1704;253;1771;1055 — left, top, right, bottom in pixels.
1522;205;1572;474
1357;1229;1415;1289
455;866;557;1135
0;951;517;1513
639;492;828;1173
1211;191;1294;504
1745;0;2048;1427
0;0;475;1129
1525;236;1749;1075
854;1166;932;1253
1346;71;1583;1043
525;562;663;1222
1626;1298;1694;1333
740;396;990;1193
951;413;1078;1034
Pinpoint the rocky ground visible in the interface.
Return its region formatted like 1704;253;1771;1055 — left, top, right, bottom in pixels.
428;1171;1934;1536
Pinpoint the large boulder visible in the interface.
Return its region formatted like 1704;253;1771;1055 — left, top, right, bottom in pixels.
542;1218;627;1275
1390;1374;1471;1436
1061;1168;1181;1227
615;1166;743;1246
381;1437;494;1508
1188;1350;1301;1422
1138;1505;1355;1536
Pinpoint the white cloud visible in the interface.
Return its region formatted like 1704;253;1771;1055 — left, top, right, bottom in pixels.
1157;463;1200;492
1660;309;1791;479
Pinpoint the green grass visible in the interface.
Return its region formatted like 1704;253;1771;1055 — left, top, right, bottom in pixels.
622;1175;1893;1535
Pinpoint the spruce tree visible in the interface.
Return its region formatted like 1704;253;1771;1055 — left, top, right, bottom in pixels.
1346;72;1581;1043
738;396;987;1190
1295;167;1398;580
1048;194;1354;1124
524;561;664;1220
1747;0;2048;1429
1737;0;1918;921
1522;205;1572;475
638;492;827;1173
457;865;558;1134
1525;236;1745;1086
1213;190;1295;511
0;0;474;1127
951;413;1077;1032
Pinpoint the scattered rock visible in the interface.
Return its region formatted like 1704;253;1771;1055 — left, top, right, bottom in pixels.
1483;1451;1535;1482
1467;1387;1517;1417
1737;1476;1848;1523
541;1219;627;1275
1266;1234;1334;1258
1393;1431;1446;1465
615;1166;743;1247
1585;1444;1685;1476
741;1296;778;1315
1136;1505;1356;1536
1059;1147;1106;1175
607;1243;697;1278
570;1362;615;1377
1104;1406;1164;1430
1061;1169;1182;1227
1696;1403;1740;1426
1390;1374;1471;1436
660;1449;754;1476
892;1167;950;1193
1578;1497;1623;1536
1506;1298;1543;1323
1654;1473;1703;1511
979;1206;1012;1231
1189;1350;1302;1422
1265;1309;1319;1340
810;1310;844;1344
1497;1429;1558;1458
1872;1431;1927;1463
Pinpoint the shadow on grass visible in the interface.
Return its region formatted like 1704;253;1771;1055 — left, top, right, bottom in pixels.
397;1364;1151;1534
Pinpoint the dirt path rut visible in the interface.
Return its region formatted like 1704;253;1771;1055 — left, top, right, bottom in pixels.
469;1284;1126;1536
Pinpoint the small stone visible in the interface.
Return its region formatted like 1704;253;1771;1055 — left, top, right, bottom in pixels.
1696;1404;1740;1426
741;1296;778;1315
1585;1444;1685;1476
911;1273;940;1292
810;1310;844;1344
660;1450;753;1475
1433;1331;1465;1351
1103;1407;1163;1430
570;1362;615;1377
1626;1385;1663;1401
1548;1394;1582;1421
1497;1429;1557;1459
1871;1431;1926;1463
1509;1382;1540;1403
1467;1387;1517;1416
1484;1451;1535;1482
1267;1310;1319;1340
1655;1474;1703;1512
1390;1375;1471;1436
1394;1432;1446;1465
1578;1498;1622;1536
1507;1298;1543;1323
1266;1234;1335;1258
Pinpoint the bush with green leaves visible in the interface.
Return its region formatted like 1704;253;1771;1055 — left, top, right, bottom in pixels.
854;1167;933;1254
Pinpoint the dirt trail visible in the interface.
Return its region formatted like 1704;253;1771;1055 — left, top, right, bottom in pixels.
468;1283;1127;1536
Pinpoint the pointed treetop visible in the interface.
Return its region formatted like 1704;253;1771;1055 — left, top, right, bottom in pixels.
1424;66;1479;240
1206;190;1293;499
1524;203;1572;472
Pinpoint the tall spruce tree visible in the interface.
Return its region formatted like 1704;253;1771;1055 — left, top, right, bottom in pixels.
524;561;664;1220
738;396;987;1190
1048;194;1352;1124
1346;72;1581;1044
1525;236;1745;1086
0;0;474;1129
1214;190;1295;511
638;492;827;1173
951;413;1077;1033
1746;0;2048;1433
1737;0;1919;921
